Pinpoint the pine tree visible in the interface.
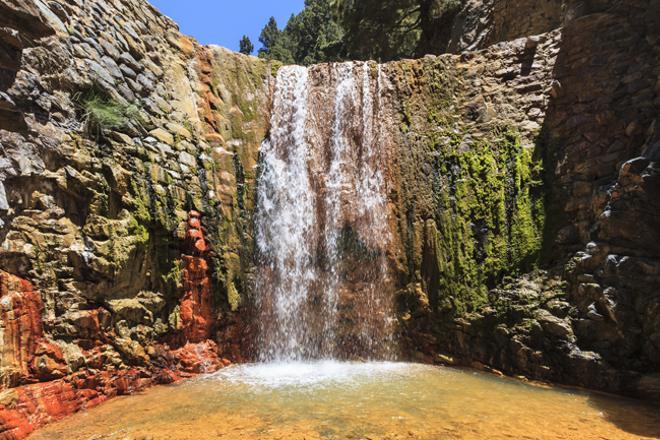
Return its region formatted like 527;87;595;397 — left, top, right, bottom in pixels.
256;1;342;65
255;0;461;65
258;17;281;56
333;0;462;61
239;35;254;55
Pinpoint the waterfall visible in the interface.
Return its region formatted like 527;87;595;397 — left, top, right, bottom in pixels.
254;62;396;362
254;66;318;361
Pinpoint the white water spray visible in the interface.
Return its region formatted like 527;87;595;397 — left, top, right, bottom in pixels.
254;62;396;362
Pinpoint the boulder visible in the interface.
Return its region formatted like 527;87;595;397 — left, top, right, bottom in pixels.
536;309;575;340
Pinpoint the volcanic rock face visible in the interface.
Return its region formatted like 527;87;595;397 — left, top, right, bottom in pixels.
386;0;659;399
179;210;214;343
0;0;268;436
0;271;65;387
0;0;658;436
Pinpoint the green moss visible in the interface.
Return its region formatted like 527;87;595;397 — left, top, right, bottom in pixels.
196;50;270;315
423;127;545;316
227;280;241;312
96;179;111;216
129;180;152;223
128;216;150;244
162;259;183;302
182;118;195;135
270;60;284;77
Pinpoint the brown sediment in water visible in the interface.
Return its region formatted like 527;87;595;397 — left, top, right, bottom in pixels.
30;362;660;440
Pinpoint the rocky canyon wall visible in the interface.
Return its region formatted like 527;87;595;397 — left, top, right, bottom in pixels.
443;0;617;54
385;0;659;400
0;0;273;436
0;0;658;436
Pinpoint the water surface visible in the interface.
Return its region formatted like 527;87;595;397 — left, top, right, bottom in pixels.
32;362;660;439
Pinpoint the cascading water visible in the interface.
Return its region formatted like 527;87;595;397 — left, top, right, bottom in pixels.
253;66;319;361
254;62;396;362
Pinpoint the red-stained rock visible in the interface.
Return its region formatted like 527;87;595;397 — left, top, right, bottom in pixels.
0;271;66;388
0;368;172;440
0;272;45;383
179;211;215;343
172;341;223;374
0;218;229;439
30;341;66;381
187;217;202;229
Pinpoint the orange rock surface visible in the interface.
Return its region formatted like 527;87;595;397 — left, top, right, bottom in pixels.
179;211;215;343
0;213;226;439
0;272;65;386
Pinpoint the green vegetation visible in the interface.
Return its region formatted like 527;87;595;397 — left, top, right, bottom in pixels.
424;128;545;315
256;0;462;65
161;259;183;302
334;0;461;61
239;35;254;55
257;0;343;65
128;216;150;245
81;94;140;137
129;180;152;224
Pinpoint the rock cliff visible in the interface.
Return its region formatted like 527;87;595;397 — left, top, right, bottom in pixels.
0;0;271;436
0;0;657;437
382;0;659;401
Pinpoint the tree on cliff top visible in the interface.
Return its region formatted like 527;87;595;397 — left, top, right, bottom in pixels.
239;35;254;55
258;17;281;56
255;0;462;64
285;0;343;65
258;16;295;64
257;0;342;65
332;0;462;61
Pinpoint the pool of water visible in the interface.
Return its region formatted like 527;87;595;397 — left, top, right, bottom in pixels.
31;362;660;439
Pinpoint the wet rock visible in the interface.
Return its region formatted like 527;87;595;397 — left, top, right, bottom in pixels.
586;303;605;321
0;271;46;382
0;181;9;211
108;298;154;325
178;211;215;343
635;374;660;400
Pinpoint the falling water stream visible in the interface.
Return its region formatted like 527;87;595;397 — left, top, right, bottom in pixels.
254;63;395;361
253;65;319;361
30;64;660;439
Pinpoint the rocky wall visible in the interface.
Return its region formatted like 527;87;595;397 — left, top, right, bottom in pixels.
0;0;272;436
386;0;659;400
0;0;658;436
444;0;624;54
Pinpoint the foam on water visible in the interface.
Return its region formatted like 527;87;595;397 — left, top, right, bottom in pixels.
209;361;417;388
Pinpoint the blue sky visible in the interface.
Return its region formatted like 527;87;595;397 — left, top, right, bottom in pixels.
149;0;305;53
